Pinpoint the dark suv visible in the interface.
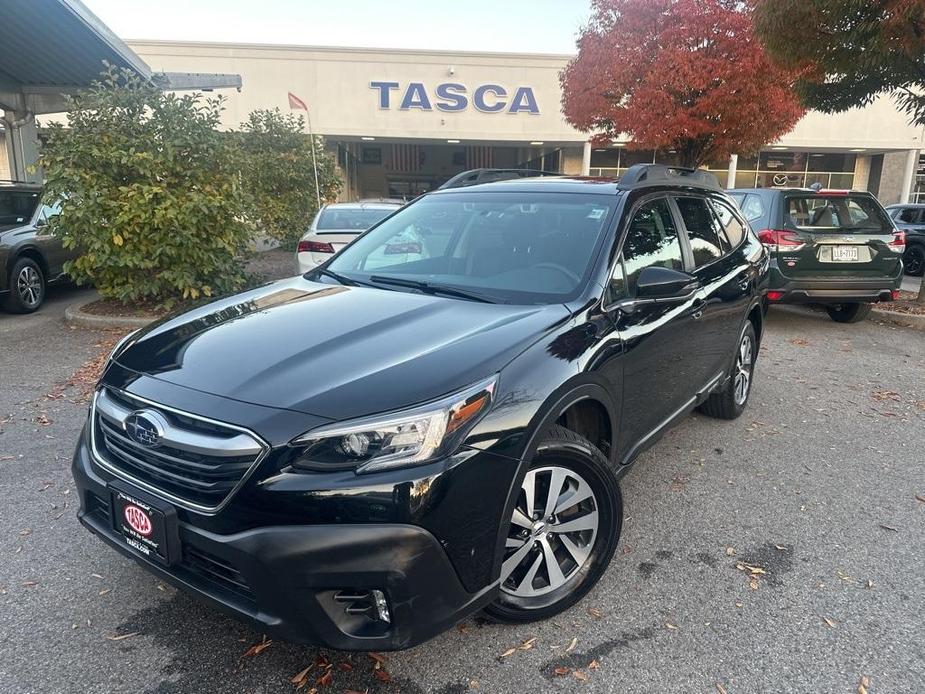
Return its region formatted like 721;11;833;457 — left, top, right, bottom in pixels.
73;165;768;651
0;182;72;313
884;203;925;276
730;187;904;323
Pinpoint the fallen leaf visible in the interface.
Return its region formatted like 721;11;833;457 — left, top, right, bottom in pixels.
367;652;388;665
789;338;810;346
665;622;678;630
519;637;537;650
90;573;104;580
290;665;313;685
915;494;925;504
589;660;601;670
587;607;603;619
823;617;837;628
879;524;898;532
317;670;333;687
106;632;139;641
553;666;571;677
19;528;31;536
716;684;729;694
774;544;788;551
871;390;900;402
241;635;272;658
725;547;736;556
858;675;870;694
749;577;760;590
565;637;578;653
499;648;517;658
336;661;353;671
373;669;391;683
572;670;589;681
21;581;37;587
98;588;111;596
866;579;874;589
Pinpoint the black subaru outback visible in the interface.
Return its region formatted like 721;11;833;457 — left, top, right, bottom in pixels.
730;187;904;323
73;165;769;650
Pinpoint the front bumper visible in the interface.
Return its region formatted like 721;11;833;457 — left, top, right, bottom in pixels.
73;430;499;650
768;263;903;304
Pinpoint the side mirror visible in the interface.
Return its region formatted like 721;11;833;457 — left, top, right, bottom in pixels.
635;266;697;299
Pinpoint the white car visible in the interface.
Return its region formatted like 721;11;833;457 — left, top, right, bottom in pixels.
296;200;403;272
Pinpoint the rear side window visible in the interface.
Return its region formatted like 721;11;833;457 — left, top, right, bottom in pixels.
897;207;923;224
675;197;728;267
785;195;892;232
710;200;746;247
611;197;684;300
732;193;765;223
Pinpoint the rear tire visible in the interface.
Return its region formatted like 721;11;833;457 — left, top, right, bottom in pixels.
484;425;621;623
826;302;872;323
4;257;45;314
904;244;925;277
699;321;757;421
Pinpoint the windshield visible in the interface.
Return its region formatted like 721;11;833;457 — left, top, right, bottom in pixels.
0;190;41;226
785;194;893;233
315;206;397;231
325;192;615;304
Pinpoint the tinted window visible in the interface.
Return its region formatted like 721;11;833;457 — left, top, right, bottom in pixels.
328;193;614;304
0;190;41;225
618;198;684;296
675;197;727;266
897;207;922;224
785;195;892;233
316;207;397;231
731;193;765;223
710;200;746;247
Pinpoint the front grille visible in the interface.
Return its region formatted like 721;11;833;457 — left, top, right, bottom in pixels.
182;546;255;604
91;388;267;512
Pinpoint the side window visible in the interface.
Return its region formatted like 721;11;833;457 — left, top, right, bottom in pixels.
710;200;746;248
737;194;765;223
675;197;728;267
898;207;919;224
612;197;684;299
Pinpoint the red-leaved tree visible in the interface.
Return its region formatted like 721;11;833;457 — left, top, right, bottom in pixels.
561;0;806;168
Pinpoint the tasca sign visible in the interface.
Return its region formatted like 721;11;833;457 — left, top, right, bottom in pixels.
370;81;539;114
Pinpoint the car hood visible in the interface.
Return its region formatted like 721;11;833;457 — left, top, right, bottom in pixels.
115;277;569;420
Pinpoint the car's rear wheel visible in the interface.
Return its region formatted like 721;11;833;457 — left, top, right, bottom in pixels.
484;425;621;623
5;257;45;314
904;244;925;277
699;321;757;420
826;302;872;324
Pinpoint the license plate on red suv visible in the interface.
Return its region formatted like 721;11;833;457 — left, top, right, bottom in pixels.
109;481;180;566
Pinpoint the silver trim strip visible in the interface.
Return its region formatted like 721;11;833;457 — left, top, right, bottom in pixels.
89;388;271;515
96;389;264;458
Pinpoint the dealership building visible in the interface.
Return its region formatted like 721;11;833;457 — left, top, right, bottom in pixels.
3;38;925;204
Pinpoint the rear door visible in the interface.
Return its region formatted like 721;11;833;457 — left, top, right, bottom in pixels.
777;192;902;280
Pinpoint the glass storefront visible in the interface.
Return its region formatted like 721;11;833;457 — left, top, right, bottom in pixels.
589;149;857;190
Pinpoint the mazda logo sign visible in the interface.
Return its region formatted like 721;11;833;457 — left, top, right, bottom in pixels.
125;410;167;448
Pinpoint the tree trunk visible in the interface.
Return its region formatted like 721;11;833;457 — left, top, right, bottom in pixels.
917;276;925;304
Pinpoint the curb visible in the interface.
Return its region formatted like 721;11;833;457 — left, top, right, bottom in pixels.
870;306;925;332
64;299;156;331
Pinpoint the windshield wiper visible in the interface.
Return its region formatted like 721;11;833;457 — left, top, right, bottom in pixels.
311;268;382;288
368;275;497;303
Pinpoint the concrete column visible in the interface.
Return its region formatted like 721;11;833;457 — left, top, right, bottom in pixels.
901;148;919;203
726;154;738;189
853;155;872;191
1;110;41;183
581;141;592;176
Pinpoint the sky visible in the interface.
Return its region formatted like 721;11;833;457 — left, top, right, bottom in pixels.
81;0;592;55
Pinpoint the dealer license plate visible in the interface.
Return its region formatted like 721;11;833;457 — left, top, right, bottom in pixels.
109;482;180;565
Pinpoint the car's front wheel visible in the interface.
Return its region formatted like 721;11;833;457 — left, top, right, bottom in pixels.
4;257;45;314
904;244;925;277
484;425;621;623
826;302;872;324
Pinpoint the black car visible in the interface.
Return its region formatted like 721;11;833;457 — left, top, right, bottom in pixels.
0;181;73;313
73;165;768;651
885;203;925;276
730;187;904;323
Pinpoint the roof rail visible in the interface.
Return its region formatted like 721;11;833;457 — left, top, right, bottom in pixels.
617;164;721;191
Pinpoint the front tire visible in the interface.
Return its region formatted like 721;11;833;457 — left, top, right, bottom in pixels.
699;321;757;420
484;425;621;623
903;244;925;277
4;257;45;314
826;302;872;324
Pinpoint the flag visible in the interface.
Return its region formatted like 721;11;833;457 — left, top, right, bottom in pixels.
288;92;308;111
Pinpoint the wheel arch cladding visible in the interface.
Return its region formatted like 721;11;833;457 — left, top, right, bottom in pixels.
12;246;48;278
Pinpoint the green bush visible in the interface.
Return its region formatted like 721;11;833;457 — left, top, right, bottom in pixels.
41;64;252;307
238;108;341;249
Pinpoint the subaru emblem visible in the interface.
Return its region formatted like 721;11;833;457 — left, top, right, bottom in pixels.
125;410;166;448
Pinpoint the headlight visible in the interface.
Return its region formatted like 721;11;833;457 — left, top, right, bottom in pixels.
289;375;497;474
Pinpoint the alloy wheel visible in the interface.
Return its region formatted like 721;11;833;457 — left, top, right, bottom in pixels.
734;332;753;406
906;246;925;276
500;465;599;598
17;265;42;308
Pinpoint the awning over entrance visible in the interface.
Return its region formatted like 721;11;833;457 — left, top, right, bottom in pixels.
0;0;241;182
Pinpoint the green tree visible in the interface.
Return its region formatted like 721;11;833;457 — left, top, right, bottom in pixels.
755;0;925;124
41;64;251;307
238;108;341;249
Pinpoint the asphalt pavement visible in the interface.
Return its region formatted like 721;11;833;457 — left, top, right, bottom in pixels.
0;287;923;694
